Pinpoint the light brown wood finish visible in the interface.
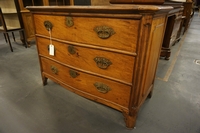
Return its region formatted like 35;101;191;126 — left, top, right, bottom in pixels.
41;57;131;109
27;5;172;129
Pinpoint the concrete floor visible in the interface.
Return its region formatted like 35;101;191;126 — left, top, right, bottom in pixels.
0;13;200;133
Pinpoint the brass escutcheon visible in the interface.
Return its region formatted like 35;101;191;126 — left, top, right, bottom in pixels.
44;20;53;31
68;45;76;54
69;69;79;78
51;66;58;74
94;26;115;39
94;57;112;69
94;82;111;94
66;16;74;27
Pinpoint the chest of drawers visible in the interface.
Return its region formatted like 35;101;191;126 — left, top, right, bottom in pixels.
27;5;172;129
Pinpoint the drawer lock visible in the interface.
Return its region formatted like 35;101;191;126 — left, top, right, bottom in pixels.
44;20;53;31
69;69;79;78
51;66;58;74
68;45;76;55
66;16;74;27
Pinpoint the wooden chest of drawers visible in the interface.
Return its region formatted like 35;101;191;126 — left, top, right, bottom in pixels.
27;5;172;129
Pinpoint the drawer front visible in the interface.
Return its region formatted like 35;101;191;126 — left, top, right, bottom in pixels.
41;57;131;108
37;37;135;83
33;14;139;53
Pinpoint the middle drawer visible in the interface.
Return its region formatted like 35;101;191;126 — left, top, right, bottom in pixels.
37;37;135;84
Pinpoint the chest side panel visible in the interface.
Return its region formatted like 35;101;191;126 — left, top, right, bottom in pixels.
140;16;166;102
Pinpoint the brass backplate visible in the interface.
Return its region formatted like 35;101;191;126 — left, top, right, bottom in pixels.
94;57;112;69
94;82;111;94
94;26;115;39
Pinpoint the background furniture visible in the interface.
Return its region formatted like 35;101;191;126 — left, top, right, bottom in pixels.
91;0;110;5
0;0;27;52
17;0;110;46
17;0;45;46
109;0;165;4
166;0;193;34
183;1;193;33
27;5;172;129
160;3;184;60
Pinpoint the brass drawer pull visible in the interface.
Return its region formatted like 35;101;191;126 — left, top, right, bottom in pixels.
94;57;112;69
51;66;58;74
44;20;53;31
94;26;115;39
94;82;111;94
66;16;74;27
69;69;79;78
68;45;76;55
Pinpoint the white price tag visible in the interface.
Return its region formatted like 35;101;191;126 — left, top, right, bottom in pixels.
49;44;54;56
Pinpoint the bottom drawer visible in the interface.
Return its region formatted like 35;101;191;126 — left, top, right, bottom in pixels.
40;57;131;108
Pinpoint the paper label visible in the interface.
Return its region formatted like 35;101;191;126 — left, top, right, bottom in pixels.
49;44;54;56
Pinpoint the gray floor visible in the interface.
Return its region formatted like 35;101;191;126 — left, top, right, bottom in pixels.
0;13;200;133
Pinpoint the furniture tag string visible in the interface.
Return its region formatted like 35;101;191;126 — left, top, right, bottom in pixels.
48;28;53;44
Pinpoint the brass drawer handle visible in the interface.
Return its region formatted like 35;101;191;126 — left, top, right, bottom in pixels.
94;82;111;94
68;45;76;55
51;66;58;74
69;69;79;78
94;26;115;39
66;16;74;27
94;57;112;69
44;20;53;31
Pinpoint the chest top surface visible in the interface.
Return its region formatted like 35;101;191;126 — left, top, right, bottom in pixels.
27;5;173;15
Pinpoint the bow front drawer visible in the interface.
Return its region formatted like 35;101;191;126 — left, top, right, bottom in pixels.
41;57;131;109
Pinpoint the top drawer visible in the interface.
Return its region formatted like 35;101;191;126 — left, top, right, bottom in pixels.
33;14;139;53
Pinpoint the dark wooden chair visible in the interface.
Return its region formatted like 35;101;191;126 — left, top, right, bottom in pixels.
0;8;27;52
